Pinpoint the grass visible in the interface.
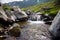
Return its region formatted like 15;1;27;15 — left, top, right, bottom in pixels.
21;1;60;16
2;4;13;11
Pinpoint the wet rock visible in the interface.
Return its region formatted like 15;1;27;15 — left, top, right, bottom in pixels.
12;6;28;21
28;13;38;21
45;21;52;25
13;11;28;22
41;14;52;25
8;23;21;37
26;10;32;15
49;11;60;40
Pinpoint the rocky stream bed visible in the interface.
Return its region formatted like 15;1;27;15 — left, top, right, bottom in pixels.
4;21;51;40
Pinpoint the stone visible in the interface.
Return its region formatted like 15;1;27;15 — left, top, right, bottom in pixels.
8;23;21;37
5;10;16;22
49;11;60;40
13;12;28;22
0;7;8;21
0;26;7;39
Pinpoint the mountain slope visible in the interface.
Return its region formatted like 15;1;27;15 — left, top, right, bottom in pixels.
22;1;60;16
6;0;51;8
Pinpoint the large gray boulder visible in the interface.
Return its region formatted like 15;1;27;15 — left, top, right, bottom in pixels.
0;7;15;26
0;7;8;21
5;10;16;22
49;11;60;40
12;6;28;21
0;6;28;25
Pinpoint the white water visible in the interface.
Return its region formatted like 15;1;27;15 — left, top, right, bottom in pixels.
37;15;41;21
28;20;45;24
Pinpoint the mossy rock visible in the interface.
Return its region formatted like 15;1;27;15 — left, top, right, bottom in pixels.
8;27;21;37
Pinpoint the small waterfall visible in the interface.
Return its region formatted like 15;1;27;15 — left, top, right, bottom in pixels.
37;15;41;21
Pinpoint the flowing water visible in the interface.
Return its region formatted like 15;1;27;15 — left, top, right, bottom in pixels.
4;20;51;40
37;15;42;21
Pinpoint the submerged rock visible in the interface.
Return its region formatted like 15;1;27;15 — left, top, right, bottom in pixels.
49;11;60;40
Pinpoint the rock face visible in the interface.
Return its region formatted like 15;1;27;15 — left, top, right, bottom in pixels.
0;3;28;39
0;7;8;21
0;5;28;26
49;11;60;40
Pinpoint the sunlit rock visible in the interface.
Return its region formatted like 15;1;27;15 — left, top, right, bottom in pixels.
5;10;16;22
0;7;8;21
12;6;28;21
49;11;60;40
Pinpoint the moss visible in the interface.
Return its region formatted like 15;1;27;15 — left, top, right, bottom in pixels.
8;27;21;37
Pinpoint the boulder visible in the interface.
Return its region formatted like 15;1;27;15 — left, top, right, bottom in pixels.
8;23;21;37
0;7;10;26
0;7;8;21
0;5;28;26
49;11;60;40
12;6;21;12
5;10;16;22
0;26;7;39
26;10;32;15
12;7;28;21
14;11;28;21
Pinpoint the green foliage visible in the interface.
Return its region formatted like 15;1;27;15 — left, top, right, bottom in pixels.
2;4;12;11
21;8;27;11
54;0;60;6
8;27;21;37
22;1;60;16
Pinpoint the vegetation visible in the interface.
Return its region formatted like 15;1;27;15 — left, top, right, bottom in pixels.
22;0;60;16
54;0;60;6
1;0;60;16
8;27;21;37
2;4;13;11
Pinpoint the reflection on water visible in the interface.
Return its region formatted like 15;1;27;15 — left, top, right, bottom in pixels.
4;21;50;40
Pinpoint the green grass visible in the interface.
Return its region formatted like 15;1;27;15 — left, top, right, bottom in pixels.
2;4;13;11
22;1;60;16
1;1;60;16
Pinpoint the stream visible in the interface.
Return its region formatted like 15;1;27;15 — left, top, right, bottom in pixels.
4;20;51;40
